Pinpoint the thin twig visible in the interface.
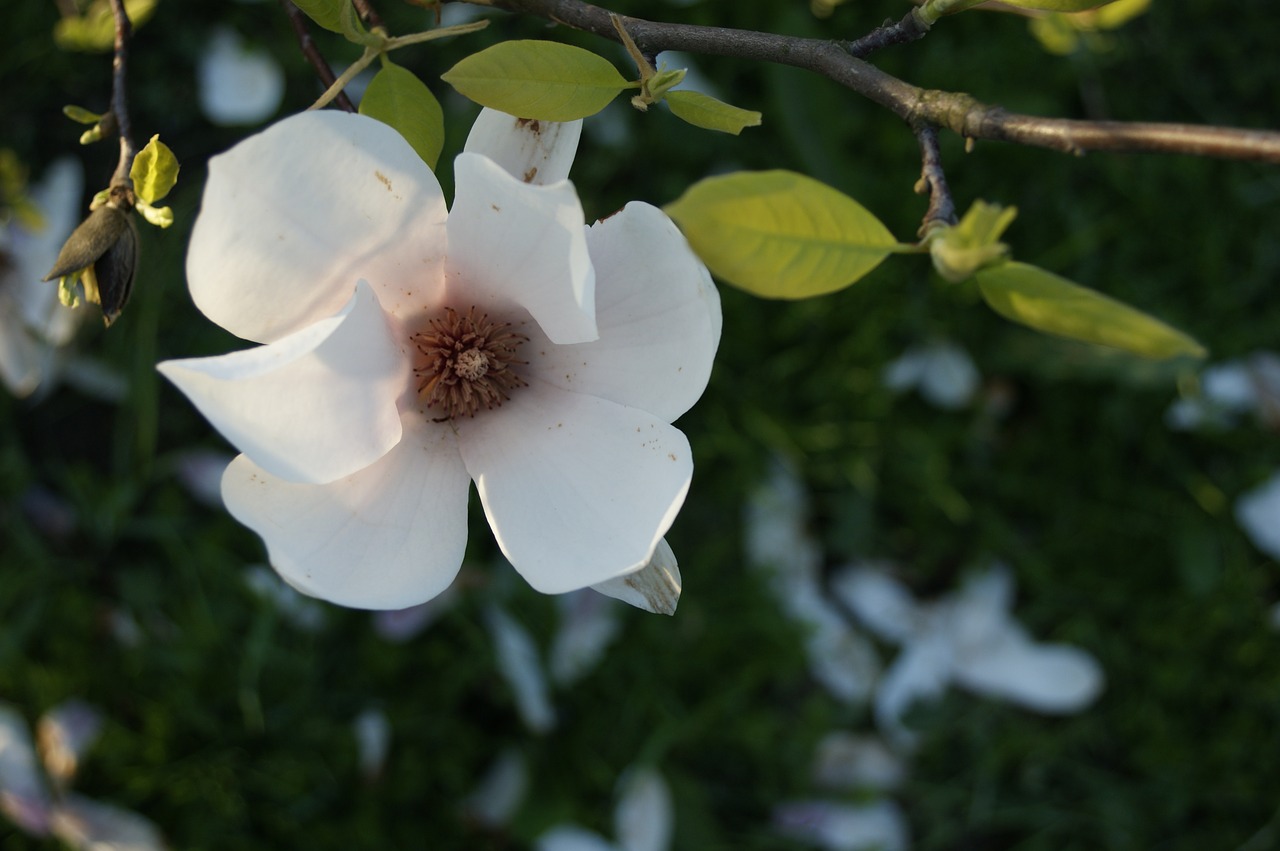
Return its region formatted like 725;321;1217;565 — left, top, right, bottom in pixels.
281;0;357;112
353;0;386;32
913;123;956;233
845;9;932;59
106;0;135;194
480;0;1280;164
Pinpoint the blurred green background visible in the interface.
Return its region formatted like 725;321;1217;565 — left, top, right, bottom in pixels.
2;0;1279;848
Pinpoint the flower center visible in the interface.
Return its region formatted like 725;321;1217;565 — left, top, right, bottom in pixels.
412;306;528;419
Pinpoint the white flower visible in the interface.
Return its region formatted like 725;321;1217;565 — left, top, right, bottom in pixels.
158;109;721;609
833;562;1104;747
197;27;285;126
882;341;979;410
0;158;84;397
1236;470;1280;561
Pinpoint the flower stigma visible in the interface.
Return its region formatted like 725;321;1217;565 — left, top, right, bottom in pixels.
413;306;529;420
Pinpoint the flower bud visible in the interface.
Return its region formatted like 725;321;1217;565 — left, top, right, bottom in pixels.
43;204;138;326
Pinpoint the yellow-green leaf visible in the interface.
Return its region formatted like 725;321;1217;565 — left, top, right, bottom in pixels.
442;40;629;121
130;135;180;206
360;62;445;170
63;105;103;125
665;90;762;136
664;170;903;299
997;0;1118;10
137;201;174;229
976;261;1205;359
291;0;345;33
53;0;157;51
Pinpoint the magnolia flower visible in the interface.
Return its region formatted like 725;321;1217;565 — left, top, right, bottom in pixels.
0;701;166;850
0;157;84;397
159;109;720;609
833;563;1104;747
882;341;980;410
197;26;284;126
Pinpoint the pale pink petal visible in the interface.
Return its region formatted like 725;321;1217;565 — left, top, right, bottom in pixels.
447;153;596;344
158;282;407;485
464;108;583;185
536;826;618;851
458;385;692;594
0;704;52;836
49;794;167;851
589;538;681;615
221;413;470;609
954;627;1105;714
37;701;103;789
526;203;720;422
614;767;673;851
485;605;557;734
188;111;447;343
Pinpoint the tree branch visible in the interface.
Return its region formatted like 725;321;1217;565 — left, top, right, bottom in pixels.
913;124;956;234
478;0;1280;164
281;0;357;113
107;0;135;194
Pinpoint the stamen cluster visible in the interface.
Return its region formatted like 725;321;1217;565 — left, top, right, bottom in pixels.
413;306;528;419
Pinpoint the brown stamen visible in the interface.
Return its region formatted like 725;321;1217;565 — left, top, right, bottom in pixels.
412;306;528;419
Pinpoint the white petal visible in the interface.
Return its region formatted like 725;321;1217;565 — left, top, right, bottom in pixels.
536;825;619;851
447;153;596;344
774;799;910;851
464;108;583;185
159;282;407;485
954;628;1105;713
485;605;557;734
463;748;529;828
589;538;682;615
829;564;922;645
353;708;391;781
198;27;285;126
0;704;52;836
459;385;692;594
875;630;954;748
551;590;622;685
1236;470;1280;560
614;767;673;851
527;203;720;422
188;111;447;343
812;733;907;792
36;701;103;789
221;413;470;609
49;794;167;851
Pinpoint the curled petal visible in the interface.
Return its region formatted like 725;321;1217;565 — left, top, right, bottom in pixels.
221;414;470;609
589;538;681;616
447;153;596;344
188;111;447;343
459;385;692;594
159;282;407;485
464;108;582;185
528;203;721;422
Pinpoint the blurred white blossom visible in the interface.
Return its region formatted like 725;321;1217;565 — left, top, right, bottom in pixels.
486;604;557;734
551;589;623;685
773;799;909;851
171;448;234;508
0;158;84;397
462;749;529;829
746;460;880;704
371;584;460;643
812;733;906;792
1235;471;1280;561
1166;352;1280;431
197;27;284;126
243;565;327;632
536;766;673;851
883;341;980;410
0;701;166;849
353;708;391;782
833;562;1104;747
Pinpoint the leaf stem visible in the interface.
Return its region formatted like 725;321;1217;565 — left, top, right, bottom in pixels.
281;0;358;112
106;0;135;197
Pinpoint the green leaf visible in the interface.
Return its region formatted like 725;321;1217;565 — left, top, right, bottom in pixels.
664;170;903;299
976;261;1205;359
129;135;180;206
442;40;629;121
137;201;174;229
359;63;445;171
928;199;1016;282
291;0;345;33
1000;0;1118;9
63;105;103;125
665;91;762;136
